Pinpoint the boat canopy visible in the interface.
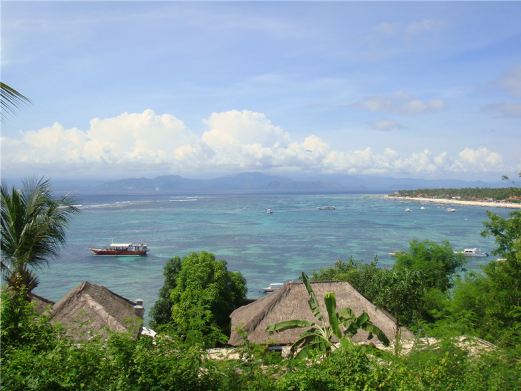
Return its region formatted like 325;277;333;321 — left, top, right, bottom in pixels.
110;243;131;247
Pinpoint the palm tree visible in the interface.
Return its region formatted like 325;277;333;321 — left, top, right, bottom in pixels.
1;82;30;121
1;178;79;292
266;273;389;358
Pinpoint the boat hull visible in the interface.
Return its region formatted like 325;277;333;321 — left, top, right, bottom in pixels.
90;248;147;256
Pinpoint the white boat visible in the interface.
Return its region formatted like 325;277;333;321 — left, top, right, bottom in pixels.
446;208;456;212
420;206;425;210
318;205;336;210
388;251;405;257
455;248;489;257
404;208;412;212
266;208;273;214
262;282;284;293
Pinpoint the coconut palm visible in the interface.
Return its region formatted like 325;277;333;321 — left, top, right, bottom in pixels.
1;178;78;292
0;82;30;120
266;272;389;358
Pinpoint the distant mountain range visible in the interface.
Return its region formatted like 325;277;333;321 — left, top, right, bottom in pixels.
48;172;510;195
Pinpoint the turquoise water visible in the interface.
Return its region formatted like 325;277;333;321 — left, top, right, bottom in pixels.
34;193;510;321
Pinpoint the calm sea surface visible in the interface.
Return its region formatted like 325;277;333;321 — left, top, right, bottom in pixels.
34;193;511;322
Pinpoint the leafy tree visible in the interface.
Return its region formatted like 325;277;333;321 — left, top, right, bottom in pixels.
1;178;78;292
394;240;465;292
445;210;521;349
149;256;182;329
169;251;247;347
267;273;389;358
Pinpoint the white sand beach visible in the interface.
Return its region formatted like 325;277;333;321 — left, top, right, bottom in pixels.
386;195;521;209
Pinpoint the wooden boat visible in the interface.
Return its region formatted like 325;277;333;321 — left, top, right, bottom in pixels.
90;243;148;256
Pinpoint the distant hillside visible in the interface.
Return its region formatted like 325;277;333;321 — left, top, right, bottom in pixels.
90;172;509;195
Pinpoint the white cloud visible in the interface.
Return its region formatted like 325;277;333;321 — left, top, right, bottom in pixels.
352;92;445;114
1;109;505;178
450;147;503;172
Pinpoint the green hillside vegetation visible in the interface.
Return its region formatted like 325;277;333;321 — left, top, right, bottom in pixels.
394;187;521;203
1;179;520;390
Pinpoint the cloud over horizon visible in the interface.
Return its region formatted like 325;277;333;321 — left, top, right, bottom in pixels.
1;109;506;179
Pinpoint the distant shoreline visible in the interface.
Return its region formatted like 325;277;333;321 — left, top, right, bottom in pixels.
386;195;521;209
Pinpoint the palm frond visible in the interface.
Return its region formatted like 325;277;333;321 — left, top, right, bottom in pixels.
1;177;78;291
1;82;30;121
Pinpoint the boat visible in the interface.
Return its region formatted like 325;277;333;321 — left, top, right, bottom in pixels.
446;208;456;212
420;206;426;210
404;208;412;212
318;205;336;210
262;282;284;293
454;248;489;257
388;251;405;257
90;243;148;256
266;208;273;214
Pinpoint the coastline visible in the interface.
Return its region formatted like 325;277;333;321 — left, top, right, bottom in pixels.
385;195;521;209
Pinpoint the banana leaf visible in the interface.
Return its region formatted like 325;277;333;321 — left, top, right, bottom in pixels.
266;319;315;334
302;272;323;321
324;292;342;339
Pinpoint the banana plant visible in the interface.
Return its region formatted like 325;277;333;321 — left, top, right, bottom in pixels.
266;272;389;358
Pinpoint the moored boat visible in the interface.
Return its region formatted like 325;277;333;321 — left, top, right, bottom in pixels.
318;205;336;210
454;248;488;257
262;282;284;293
90;243;148;256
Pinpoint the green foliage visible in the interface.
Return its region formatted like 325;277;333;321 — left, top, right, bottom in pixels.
267;273;388;358
1;178;78;292
0;288;58;355
169;251;247;347
482;210;521;258
312;241;465;327
149;256;182;329
394;240;465;292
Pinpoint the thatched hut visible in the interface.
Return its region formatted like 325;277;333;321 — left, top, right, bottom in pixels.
50;281;143;341
28;292;55;315
228;281;413;346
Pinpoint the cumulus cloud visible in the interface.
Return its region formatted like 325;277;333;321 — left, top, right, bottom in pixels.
450;147;503;172
352;92;445;114
1;109;505;177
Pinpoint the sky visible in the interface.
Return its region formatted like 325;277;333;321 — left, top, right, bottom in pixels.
1;1;521;180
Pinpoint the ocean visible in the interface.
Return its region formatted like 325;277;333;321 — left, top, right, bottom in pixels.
33;193;511;322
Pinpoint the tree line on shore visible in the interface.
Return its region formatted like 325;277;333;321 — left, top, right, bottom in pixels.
395;186;521;203
1;179;520;390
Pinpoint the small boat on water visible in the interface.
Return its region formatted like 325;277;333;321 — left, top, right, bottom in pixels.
388;251;405;257
318;205;336;210
404;208;412;212
262;282;284;293
90;243;148;256
454;248;489;257
446;208;456;212
266;208;273;214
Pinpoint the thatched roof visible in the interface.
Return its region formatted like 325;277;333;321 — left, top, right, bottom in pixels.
228;281;413;346
50;281;143;341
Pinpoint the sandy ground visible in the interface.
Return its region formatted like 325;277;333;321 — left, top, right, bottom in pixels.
386;195;521;209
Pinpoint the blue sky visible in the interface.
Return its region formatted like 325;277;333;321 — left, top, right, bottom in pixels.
2;1;520;180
